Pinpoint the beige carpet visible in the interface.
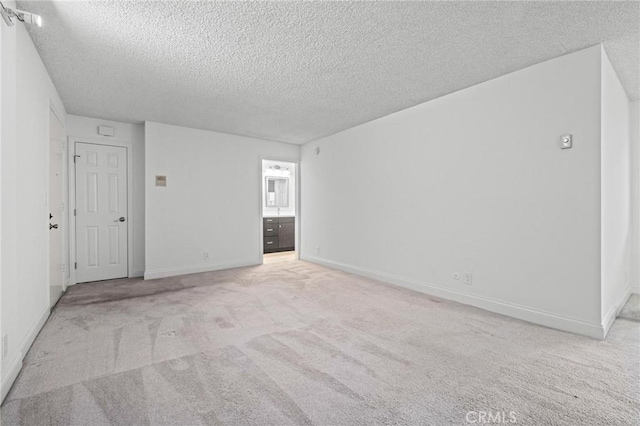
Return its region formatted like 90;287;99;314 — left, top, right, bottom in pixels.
1;260;638;425
620;294;640;323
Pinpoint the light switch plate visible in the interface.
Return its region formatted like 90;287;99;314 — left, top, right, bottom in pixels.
560;134;572;149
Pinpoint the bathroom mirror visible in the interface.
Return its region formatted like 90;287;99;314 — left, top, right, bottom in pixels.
265;177;289;208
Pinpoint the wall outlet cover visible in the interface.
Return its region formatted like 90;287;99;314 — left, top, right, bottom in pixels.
452;272;460;280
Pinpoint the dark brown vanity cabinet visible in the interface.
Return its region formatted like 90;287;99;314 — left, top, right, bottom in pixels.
263;217;295;253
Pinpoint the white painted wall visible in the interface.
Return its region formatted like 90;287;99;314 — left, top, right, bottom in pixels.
301;46;605;337
145;122;299;279
0;3;6;403
263;160;296;218
630;100;640;294
66;115;145;277
600;47;631;332
1;8;67;400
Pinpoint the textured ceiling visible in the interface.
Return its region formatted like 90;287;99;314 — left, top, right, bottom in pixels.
20;1;640;144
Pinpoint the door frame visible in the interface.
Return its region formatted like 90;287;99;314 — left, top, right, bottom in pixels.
48;106;68;303
259;157;300;263
68;136;134;285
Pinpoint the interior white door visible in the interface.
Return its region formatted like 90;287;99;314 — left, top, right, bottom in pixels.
75;142;128;283
49;110;65;307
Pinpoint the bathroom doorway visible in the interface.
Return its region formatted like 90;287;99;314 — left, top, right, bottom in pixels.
261;159;298;264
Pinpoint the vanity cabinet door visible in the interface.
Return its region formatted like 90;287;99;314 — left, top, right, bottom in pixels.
279;222;295;249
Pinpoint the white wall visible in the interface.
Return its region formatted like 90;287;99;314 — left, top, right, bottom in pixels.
263;160;296;217
600;47;631;332
630;100;640;294
1;7;67;400
66;115;145;277
145;122;299;279
301;46;605;337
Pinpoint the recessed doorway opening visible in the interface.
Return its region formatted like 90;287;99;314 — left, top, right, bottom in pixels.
261;159;298;263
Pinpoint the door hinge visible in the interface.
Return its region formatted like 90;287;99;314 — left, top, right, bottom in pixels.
74;262;77;269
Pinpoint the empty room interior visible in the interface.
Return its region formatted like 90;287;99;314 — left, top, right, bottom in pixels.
1;1;640;424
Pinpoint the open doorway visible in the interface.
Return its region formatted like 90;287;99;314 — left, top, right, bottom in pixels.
261;159;298;264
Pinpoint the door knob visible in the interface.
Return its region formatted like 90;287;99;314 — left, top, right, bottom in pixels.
49;224;58;229
115;217;126;222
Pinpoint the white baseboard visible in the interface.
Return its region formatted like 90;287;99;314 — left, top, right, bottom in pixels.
1;305;50;403
144;258;261;280
602;286;633;339
301;255;605;339
1;351;23;403
20;306;50;357
631;284;640;295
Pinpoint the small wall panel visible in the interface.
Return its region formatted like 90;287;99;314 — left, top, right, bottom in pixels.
86;226;99;267
108;226;119;265
86;151;98;166
85;173;98;213
107;174;119;213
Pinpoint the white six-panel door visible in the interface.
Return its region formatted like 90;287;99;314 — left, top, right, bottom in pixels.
75;143;128;283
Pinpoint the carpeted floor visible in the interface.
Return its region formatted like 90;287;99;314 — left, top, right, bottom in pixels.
1;260;639;425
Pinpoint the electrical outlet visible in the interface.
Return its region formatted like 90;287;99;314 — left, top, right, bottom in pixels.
452;272;460;280
204;251;210;261
2;334;8;359
464;272;473;285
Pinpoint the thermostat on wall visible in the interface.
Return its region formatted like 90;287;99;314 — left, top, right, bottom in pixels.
98;126;115;137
